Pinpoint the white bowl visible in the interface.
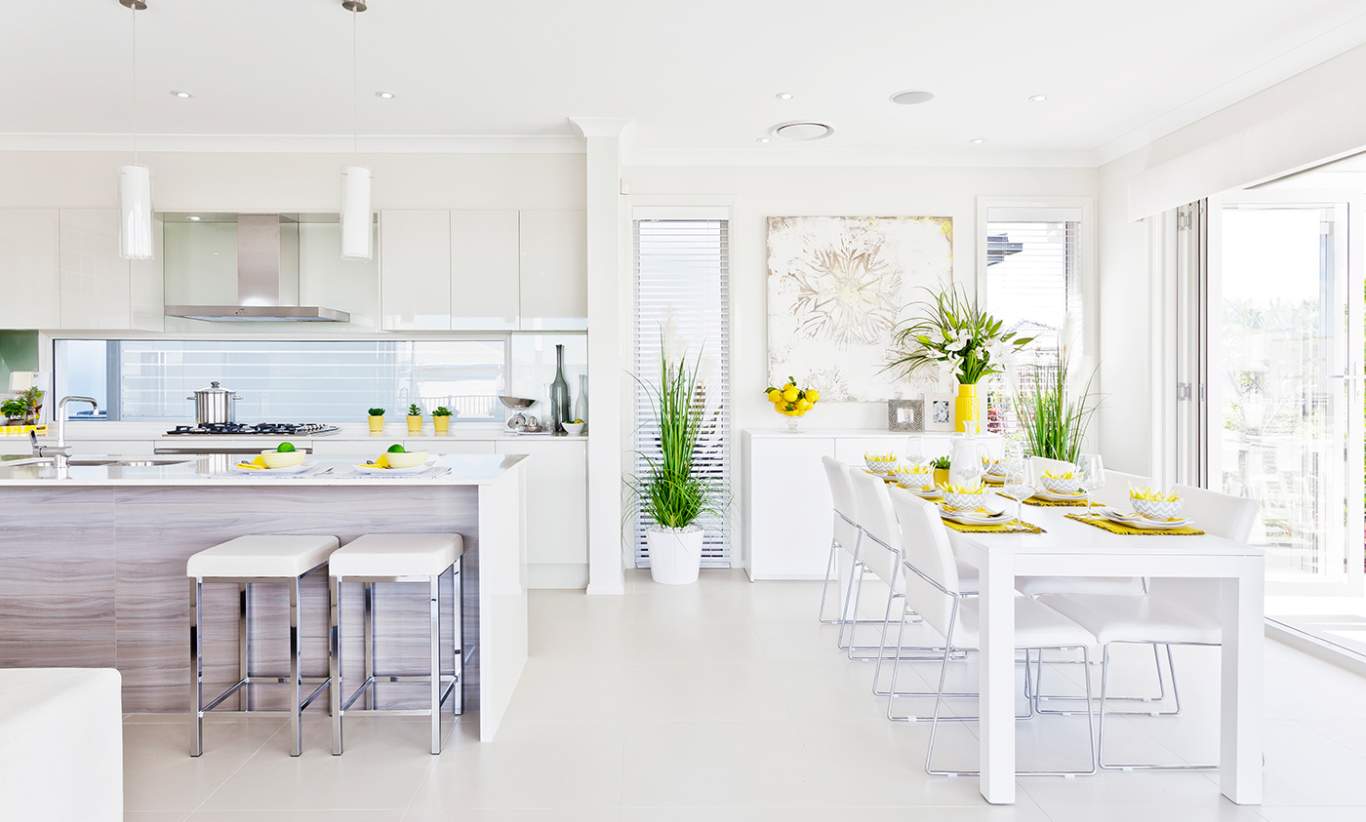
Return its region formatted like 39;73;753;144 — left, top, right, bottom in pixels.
383;450;429;469
864;456;898;476
1132;496;1183;521
1039;474;1081;495
563;422;586;436
942;489;987;512
259;450;305;469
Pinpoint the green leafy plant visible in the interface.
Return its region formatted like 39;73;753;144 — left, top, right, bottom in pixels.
1014;351;1100;463
929;455;951;470
888;286;1033;385
626;338;725;530
367;407;385;417
21;387;43;416
408;403;422;416
1;398;27;421
432;406;452;417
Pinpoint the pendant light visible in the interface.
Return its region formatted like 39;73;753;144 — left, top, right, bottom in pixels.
340;0;372;259
119;0;153;260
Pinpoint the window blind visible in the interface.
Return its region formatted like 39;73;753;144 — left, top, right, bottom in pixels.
632;218;731;567
984;213;1082;435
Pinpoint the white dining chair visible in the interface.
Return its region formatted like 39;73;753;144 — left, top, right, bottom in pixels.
843;471;911;662
1038;485;1260;770
817;456;863;625
887;492;1097;777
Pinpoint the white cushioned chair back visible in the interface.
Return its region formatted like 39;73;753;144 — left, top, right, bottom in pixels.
1173;484;1259;542
1029;455;1076;481
891;491;960;637
850;470;900;585
1099;469;1151;508
820;456;859;551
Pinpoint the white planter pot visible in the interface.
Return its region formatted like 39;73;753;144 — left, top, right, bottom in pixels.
646;525;703;585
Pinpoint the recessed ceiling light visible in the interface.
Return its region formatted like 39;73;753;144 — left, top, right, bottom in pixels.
187;215;202;221
375;91;396;100
770;121;835;142
756;136;772;144
890;90;935;106
775;92;794;101
170;90;192;99
969;137;986;145
1027;94;1048;103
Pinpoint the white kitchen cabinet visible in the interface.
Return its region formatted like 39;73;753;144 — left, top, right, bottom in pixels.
299;222;380;329
743;433;836;580
58;209;163;331
495;438;587;588
518;210;586;330
379;210;451;330
0;209;60;329
450;211;519;330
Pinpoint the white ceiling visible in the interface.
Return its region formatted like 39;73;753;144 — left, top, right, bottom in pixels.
6;0;1366;165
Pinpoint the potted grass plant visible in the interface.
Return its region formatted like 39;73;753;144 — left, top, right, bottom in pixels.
628;336;722;585
1013;350;1100;462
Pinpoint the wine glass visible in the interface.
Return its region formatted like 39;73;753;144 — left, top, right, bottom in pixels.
905;437;926;470
998;443;1033;528
1076;453;1105;515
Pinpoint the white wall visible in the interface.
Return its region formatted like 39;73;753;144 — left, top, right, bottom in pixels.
623;164;1099;433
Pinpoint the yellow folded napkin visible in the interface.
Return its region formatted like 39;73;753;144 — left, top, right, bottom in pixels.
942;518;1044;534
1023;496;1089;507
1065;513;1205;536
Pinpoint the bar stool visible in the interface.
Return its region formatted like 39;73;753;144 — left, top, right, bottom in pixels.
187;534;339;757
328;533;464;755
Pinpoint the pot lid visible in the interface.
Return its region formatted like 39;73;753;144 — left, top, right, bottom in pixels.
193;381;235;395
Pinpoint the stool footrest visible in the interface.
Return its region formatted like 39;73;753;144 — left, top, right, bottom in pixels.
339;673;459;713
201;676;333;715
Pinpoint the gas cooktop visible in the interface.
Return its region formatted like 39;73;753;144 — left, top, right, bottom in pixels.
165;422;340;436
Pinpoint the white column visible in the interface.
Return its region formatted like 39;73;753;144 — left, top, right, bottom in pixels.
570;117;632;596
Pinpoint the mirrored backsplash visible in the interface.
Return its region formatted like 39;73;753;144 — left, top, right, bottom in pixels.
53;335;586;424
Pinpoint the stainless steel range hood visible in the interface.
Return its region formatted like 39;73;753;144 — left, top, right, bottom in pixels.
164;214;351;323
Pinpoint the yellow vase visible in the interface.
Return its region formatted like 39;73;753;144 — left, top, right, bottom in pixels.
933;467;950;487
954;383;979;433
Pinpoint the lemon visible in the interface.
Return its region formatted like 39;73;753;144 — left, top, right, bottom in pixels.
781;386;799;402
766;388;782;403
251;455;268;468
805;389;820;403
795;398;813;412
375;453;390;468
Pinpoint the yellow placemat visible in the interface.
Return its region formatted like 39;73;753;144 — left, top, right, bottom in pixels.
1065;513;1205;536
943;518;1044;534
1022;495;1088;507
0;424;46;436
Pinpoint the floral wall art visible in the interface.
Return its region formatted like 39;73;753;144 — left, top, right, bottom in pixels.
766;215;953;401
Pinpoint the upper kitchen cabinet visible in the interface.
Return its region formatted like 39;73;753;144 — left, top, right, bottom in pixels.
450;210;519;330
299;222;380;329
58;209;163;332
0;209;60;329
379;209;451;331
518;210;587;330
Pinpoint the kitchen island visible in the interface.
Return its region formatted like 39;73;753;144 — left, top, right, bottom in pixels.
0;454;528;742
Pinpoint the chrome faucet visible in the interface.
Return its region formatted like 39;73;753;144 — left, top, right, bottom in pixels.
43;396;98;459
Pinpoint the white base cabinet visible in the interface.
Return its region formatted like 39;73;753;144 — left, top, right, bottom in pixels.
742;430;1003;580
495;439;588;588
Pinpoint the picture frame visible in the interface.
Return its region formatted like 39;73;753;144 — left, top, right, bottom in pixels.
887;399;924;432
923;392;954;432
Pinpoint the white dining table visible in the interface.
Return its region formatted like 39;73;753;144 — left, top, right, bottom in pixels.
948;497;1265;805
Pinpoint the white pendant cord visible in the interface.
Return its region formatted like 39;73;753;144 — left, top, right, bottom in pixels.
130;3;139;164
351;6;358;156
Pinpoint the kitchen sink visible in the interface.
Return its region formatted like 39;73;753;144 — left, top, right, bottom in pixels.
8;456;195;468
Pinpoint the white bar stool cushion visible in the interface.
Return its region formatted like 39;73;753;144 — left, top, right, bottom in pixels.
186;534;340;579
329;533;462;578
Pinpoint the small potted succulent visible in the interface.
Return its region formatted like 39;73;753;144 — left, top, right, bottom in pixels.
407;403;424;434
930;455;951;488
367;407;385;433
431;406;453;434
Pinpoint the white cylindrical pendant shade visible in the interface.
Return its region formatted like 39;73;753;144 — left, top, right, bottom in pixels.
340;166;373;259
119;164;153;260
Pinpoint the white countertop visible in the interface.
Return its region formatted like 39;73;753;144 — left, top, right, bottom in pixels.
0;453;527;487
27;421;587;443
743;428;1001;439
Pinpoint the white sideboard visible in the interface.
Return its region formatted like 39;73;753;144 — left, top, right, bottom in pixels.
741;429;1003;581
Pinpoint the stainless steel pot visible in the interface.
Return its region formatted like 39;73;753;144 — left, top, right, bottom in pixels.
186;381;240;425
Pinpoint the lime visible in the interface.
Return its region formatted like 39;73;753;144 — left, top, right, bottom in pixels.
387;443;406;453
276;442;297;453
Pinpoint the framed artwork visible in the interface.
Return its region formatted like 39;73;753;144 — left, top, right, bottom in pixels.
887;399;924;432
924;392;954;432
767;215;954;401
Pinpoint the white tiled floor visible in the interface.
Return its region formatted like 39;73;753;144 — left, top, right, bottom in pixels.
123;570;1366;821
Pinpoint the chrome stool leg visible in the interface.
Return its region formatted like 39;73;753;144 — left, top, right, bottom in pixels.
429;573;442;755
189;577;204;757
330;575;344;755
288;576;303;757
453;559;464;716
364;581;376;709
238;583;250;711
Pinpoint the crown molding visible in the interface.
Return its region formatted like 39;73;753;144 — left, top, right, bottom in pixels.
0;132;585;154
567;117;634;140
625;146;1101;169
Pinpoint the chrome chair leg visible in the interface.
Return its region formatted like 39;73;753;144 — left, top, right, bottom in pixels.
189;577;204;757
816;535;841;623
1098;641;1215;770
1035;642;1178;716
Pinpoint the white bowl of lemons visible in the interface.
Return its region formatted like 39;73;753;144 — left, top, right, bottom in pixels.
378;447;430;469
1039;471;1081;495
940;484;987;512
1130;488;1183;521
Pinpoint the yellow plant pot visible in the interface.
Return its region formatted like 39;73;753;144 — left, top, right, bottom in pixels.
367;415;384;433
954;382;980;433
433;416;450;434
407;415;423;434
933;468;950;487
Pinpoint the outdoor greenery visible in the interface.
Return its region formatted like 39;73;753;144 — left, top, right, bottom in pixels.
1013;350;1099;463
888;286;1033;385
